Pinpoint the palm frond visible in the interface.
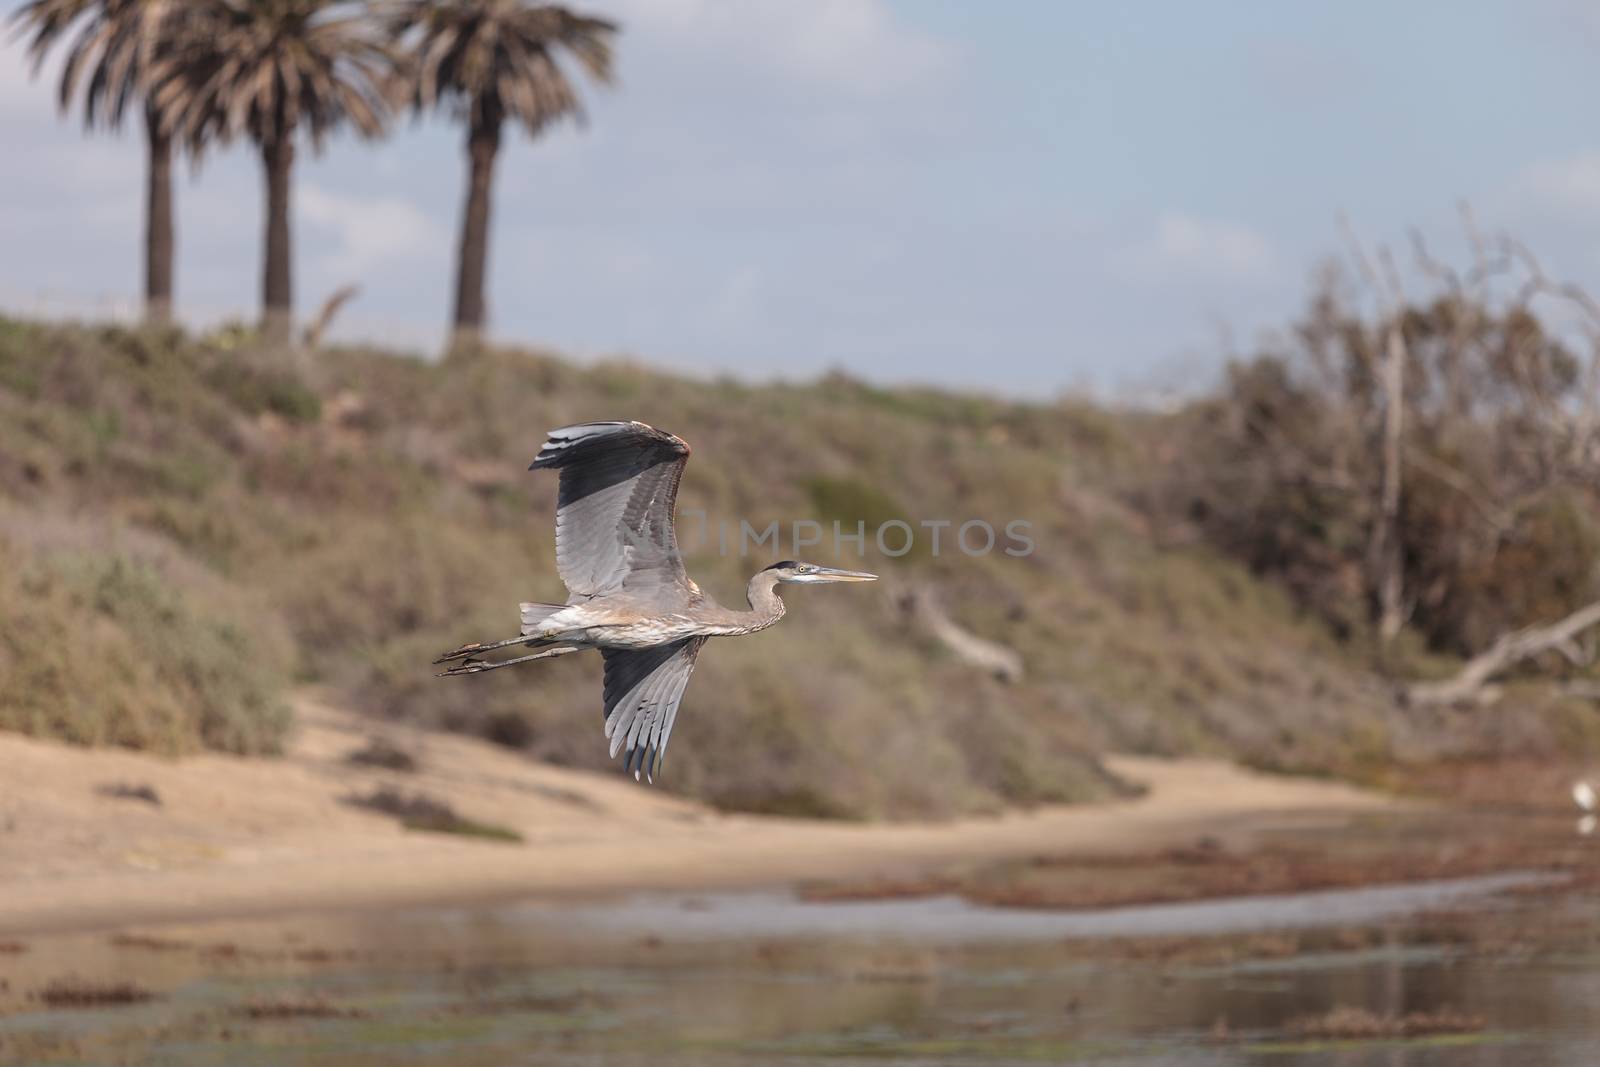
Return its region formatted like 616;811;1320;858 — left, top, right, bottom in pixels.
385;0;615;138
151;0;394;153
11;0;187;130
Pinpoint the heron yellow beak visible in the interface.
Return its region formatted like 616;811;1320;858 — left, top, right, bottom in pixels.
807;567;878;583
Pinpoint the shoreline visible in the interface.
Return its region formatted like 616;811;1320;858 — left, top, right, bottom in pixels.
0;693;1402;939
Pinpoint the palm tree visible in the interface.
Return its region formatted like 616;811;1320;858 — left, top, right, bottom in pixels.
152;0;390;343
387;1;616;347
12;0;195;325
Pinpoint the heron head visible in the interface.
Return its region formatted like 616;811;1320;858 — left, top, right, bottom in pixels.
765;560;878;585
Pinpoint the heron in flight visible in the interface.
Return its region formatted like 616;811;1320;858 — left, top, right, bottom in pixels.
434;421;877;782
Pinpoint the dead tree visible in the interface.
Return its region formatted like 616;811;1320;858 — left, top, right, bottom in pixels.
1375;314;1407;642
1171;209;1600;700
897;586;1024;684
1407;599;1600;707
302;284;360;350
1341;217;1410;644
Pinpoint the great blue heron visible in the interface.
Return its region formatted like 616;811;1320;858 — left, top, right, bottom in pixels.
434;421;877;782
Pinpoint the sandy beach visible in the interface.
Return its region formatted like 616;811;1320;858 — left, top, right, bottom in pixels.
0;690;1406;938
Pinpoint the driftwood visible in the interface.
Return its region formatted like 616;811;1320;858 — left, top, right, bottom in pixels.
1406;599;1600;707
302;284;360;349
898;586;1024;684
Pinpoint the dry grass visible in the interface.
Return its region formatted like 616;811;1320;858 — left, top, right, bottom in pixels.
344;736;419;773
237;999;365;1020
1288;1005;1485;1040
108;934;188;952
0;527;294;756
34;979;156;1008
1;316;1591;816
963;839;1530;911
805;810;1599;912
95;782;163;806
344;787;523;843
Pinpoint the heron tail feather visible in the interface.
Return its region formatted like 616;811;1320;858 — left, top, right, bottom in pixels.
519;602;566;637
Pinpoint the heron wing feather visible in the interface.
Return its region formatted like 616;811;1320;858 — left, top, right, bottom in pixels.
530;421;692;599
600;637;706;782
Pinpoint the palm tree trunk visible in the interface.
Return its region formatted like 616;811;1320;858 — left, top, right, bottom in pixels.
261;137;296;345
143;102;175;327
451;123;500;348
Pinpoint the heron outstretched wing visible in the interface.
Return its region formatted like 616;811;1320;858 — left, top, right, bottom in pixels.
530;421;692;599
601;637;707;781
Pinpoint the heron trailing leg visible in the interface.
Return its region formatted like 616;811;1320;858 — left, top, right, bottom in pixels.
433;634;551;665
436;644;581;677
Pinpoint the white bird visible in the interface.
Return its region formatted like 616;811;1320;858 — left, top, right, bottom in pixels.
1576;780;1597;813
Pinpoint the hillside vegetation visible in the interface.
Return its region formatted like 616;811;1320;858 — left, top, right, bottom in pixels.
1;317;1592;818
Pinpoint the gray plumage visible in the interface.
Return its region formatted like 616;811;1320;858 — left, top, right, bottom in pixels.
435;421;876;782
535;421;690;599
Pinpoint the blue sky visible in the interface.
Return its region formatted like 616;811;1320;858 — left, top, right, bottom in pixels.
3;0;1600;396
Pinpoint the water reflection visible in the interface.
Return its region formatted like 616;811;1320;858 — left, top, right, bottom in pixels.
530;871;1561;942
1;876;1597;1066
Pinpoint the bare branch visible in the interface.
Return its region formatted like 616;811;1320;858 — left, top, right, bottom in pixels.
898;586;1024;684
302;283;360;349
1407;599;1600;707
1402;446;1512;533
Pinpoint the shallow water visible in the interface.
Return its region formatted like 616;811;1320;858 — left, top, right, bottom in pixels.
3;873;1598;1066
538;870;1563;941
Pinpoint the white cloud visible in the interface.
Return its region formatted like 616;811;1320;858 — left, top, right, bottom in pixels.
1520;152;1600;220
1118;213;1275;282
299;185;447;281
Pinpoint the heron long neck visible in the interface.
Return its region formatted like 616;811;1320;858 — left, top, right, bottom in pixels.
729;569;786;635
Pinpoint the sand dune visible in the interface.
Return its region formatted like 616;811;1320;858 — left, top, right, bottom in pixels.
0;691;1397;937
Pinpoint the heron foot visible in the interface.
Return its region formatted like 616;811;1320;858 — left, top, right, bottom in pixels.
432;635;533;665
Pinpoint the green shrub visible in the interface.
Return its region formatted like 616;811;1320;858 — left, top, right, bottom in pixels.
804;475;927;560
208;360;322;423
0;531;293;755
7;315;1593;811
